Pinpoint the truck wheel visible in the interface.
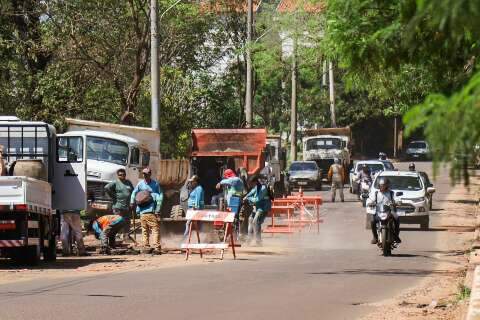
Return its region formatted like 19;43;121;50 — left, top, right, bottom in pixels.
365;214;372;229
43;235;57;262
420;216;429;231
13;245;40;265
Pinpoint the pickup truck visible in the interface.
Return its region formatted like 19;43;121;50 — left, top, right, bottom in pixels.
0;117;87;264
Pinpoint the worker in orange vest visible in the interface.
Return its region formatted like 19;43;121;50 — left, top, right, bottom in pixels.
88;215;126;254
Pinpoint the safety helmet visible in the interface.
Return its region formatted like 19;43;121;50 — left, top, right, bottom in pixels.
409;163;416;171
334;158;340;164
377;177;390;188
378;152;387;160
362;164;369;172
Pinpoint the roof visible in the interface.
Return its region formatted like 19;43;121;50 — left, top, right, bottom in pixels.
276;0;325;13
62;130;139;145
355;160;385;165
377;171;420;178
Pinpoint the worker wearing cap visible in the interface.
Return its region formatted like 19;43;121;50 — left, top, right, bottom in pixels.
183;175;205;238
245;175;272;246
216;169;244;215
130;167;163;253
328;158;345;202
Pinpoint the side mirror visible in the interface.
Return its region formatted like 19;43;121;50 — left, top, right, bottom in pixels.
427;187;436;194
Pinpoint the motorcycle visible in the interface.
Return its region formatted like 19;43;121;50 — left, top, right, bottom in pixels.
359;179;371;207
373;204;397;256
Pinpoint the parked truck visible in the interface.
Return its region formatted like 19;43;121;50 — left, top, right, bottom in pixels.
0;117;87;264
63;118;160;214
302;127;353;180
265;135;288;197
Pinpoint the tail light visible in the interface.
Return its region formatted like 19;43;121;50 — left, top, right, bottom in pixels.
0;220;15;230
14;204;28;212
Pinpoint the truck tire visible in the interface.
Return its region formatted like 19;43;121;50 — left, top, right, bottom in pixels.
43;235;57;262
12;245;40;265
420;216;429;231
365;214;372;229
170;205;184;220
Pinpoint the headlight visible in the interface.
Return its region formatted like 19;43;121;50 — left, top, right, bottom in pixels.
407;197;425;203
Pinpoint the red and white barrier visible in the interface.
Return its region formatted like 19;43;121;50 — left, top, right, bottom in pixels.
181;209;237;261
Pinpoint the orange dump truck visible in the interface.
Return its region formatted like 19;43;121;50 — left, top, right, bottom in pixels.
165;128;267;218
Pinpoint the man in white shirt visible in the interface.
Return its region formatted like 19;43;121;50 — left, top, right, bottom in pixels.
366;177;401;244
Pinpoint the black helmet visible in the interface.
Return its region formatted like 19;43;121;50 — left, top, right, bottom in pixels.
409;163;416;171
378;152;387;160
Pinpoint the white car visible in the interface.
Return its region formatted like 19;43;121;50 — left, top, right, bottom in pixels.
406;140;431;160
365;171;436;230
349;160;394;194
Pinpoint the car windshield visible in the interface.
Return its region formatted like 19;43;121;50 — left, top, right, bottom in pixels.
306;138;342;150
356;163;384;172
375;176;423;191
87;137;129;165
290;162;318;171
409;142;427;149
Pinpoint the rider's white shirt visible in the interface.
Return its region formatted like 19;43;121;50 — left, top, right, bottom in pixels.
366;190;398;218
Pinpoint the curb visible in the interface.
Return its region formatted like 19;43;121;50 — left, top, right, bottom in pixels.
467;266;480;320
465;181;480;320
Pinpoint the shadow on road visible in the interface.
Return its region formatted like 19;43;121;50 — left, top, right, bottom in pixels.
0;257;129;270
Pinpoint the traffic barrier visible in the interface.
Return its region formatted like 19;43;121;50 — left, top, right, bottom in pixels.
263;205;296;234
181;209;237;261
272;192;323;233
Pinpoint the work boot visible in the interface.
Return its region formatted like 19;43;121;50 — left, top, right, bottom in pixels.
394;235;402;244
370;238;378;245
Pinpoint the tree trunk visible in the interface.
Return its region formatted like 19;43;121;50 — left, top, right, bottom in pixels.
290;37;298;161
244;0;254;128
328;60;337;128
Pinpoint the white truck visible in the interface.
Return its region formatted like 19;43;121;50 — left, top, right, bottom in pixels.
302;127;353;179
0;117;87;264
63;118;160;214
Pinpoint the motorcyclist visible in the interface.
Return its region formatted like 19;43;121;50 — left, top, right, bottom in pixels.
366;177;401;244
408;163;416;172
378;152;387;161
356;165;372;194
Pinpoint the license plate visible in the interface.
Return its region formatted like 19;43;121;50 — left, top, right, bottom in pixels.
412;154;420;158
91;203;108;210
396;210;406;216
298;181;308;186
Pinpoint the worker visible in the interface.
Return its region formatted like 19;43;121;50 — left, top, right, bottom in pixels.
130;167;163;254
183;175;205;238
88;215;126;254
245;175;272;246
216;169;244;234
328;158;345;202
216;169;244;212
104;168;134;241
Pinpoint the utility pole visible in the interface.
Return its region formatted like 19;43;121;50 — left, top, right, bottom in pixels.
290;37;298;161
393;116;398;158
150;0;160;130
245;0;253;128
328;60;337;127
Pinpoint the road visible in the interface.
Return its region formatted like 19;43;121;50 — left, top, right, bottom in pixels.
0;162;459;320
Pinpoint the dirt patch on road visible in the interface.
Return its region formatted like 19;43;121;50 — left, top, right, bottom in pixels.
361;175;479;320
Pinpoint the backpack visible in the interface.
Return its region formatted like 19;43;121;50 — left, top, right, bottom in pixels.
135;190;153;206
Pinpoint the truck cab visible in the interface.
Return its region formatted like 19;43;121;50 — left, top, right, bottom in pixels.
303;134;351;178
60;130;150;213
0;117;87;264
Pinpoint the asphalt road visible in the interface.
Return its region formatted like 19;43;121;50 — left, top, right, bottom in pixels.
0;162;458;320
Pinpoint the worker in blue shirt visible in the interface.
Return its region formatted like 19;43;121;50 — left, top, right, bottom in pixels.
216;169;244;236
245;175;272;246
130;167;163;253
183;175;205;238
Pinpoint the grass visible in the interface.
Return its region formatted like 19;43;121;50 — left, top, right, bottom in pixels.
455;284;471;302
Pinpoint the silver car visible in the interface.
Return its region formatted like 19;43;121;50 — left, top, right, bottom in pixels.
287;161;322;191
